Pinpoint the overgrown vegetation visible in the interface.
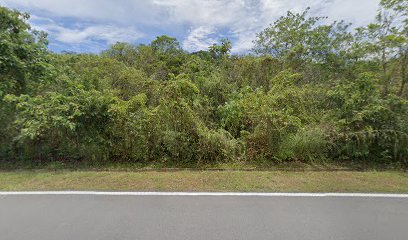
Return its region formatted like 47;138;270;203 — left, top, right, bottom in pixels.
1;1;407;168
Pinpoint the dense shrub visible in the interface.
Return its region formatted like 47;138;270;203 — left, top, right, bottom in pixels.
278;126;332;162
1;2;407;166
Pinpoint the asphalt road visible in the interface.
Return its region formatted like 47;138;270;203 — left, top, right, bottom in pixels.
0;194;407;240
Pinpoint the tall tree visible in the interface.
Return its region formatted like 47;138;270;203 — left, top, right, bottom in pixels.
355;0;407;96
380;0;408;96
0;6;51;96
150;35;185;78
0;6;52;158
252;8;351;71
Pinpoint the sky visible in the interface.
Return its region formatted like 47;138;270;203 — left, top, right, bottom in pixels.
1;0;380;54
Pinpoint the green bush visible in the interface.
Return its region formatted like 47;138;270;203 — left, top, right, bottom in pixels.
197;129;240;163
278;126;331;162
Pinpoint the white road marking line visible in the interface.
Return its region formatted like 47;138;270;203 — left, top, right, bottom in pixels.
0;192;407;198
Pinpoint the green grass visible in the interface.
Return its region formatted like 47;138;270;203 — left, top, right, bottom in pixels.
2;157;404;172
1;170;407;193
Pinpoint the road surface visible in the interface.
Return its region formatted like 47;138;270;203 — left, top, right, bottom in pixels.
0;193;407;240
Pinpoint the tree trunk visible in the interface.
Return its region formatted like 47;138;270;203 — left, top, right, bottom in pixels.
398;52;407;96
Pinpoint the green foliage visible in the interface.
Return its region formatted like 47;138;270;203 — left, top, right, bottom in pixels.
150;35;186;77
0;7;52;96
109;94;151;161
5;87;117;162
278;126;332;162
381;0;408;16
0;6;54;160
209;38;232;60
252;8;351;72
328;73;408;163
1;3;407;167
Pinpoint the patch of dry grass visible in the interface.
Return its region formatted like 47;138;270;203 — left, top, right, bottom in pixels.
0;170;407;193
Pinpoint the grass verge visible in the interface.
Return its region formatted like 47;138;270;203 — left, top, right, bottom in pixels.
0;170;407;193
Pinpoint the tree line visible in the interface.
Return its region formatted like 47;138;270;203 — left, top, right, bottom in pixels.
0;0;407;167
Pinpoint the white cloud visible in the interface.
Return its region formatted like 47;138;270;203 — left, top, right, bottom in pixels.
183;26;217;52
45;24;142;45
2;0;161;24
1;0;381;53
152;0;248;26
232;29;257;53
28;15;143;52
151;0;380;53
325;0;380;26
